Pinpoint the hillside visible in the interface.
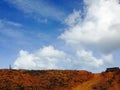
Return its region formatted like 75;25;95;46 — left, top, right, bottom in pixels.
0;67;120;90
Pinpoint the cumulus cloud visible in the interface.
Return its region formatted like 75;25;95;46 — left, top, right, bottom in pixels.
14;46;70;69
60;0;120;53
64;10;81;26
14;46;113;70
14;0;119;70
76;50;103;68
73;50;114;69
59;0;120;69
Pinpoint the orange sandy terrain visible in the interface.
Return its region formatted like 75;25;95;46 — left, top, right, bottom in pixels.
0;67;119;90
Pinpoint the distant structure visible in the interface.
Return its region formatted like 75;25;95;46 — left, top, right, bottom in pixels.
9;65;12;70
105;67;119;72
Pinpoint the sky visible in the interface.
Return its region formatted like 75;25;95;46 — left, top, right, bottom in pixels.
0;0;120;72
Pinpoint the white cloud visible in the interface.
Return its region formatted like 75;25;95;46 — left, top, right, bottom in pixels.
14;50;36;69
76;50;103;68
76;49;114;68
5;0;66;22
60;0;120;53
13;0;119;70
64;10;81;26
14;45;113;70
0;19;24;39
5;20;22;27
0;19;30;47
0;19;22;28
14;46;70;69
58;0;120;69
102;54;114;64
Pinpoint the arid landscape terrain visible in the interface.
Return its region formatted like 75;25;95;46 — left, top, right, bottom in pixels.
0;67;120;90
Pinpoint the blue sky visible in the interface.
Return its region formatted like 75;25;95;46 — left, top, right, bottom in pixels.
0;0;82;68
0;0;120;72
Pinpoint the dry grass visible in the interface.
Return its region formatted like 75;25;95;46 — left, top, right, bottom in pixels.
0;68;119;90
